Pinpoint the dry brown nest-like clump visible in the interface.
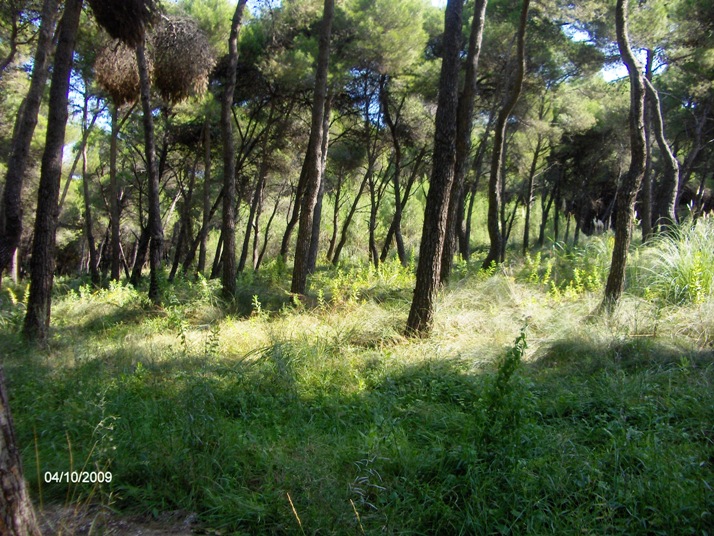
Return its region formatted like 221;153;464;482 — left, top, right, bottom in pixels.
87;0;161;48
95;40;152;106
151;16;216;105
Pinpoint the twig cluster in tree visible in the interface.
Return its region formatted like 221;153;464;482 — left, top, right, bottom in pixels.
87;0;161;48
152;16;216;104
95;40;148;106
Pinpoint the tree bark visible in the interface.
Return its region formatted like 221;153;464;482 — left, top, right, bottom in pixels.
0;368;42;536
441;0;487;283
134;39;163;304
307;93;333;274
483;0;530;269
600;0;647;313
641;50;654;242
405;0;464;336
643;79;679;231
291;0;334;295
22;0;83;343
221;0;249;297
81;99;100;285
0;0;59;278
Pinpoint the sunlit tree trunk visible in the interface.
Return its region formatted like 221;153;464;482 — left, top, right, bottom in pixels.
600;0;647;313
483;0;529;269
291;0;334;295
441;0;487;283
406;0;464;336
221;0;249;296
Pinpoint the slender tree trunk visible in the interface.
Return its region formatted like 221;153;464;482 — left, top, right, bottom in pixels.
643;79;679;231
81;101;100;285
441;0;487;283
210;232;223;279
169;157;199;281
641;50;654;242
406;0;464;336
239;106;273;273
221;0;249;296
22;0;83;343
601;0;647;313
380;147;426;262
461;118;493;259
109;106;122;280
332;170;370;266
483;0;529;269
327;170;343;261
0;368;41;536
307;93;333;274
187;118;213;275
291;0;334;295
380;79;408;266
135;40;163;304
130;226;149;286
256;194;281;271
0;0;58;277
522;135;543;254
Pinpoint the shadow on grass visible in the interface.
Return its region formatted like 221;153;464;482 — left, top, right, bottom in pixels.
5;329;713;535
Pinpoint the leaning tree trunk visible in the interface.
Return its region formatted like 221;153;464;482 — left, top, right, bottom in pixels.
642;79;679;231
440;0;487;284
600;0;647;313
405;0;463;336
0;368;42;536
291;0;334;295
483;0;529;269
23;0;83;343
81;113;100;285
0;0;59;280
221;0;248;297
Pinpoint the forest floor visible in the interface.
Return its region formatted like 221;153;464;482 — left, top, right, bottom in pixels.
2;230;713;534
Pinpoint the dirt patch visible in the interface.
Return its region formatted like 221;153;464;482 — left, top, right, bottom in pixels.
39;504;199;535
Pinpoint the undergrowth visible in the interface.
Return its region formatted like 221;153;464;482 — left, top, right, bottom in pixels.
1;230;713;535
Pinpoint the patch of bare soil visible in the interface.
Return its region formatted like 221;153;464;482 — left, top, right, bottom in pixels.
39;504;199;535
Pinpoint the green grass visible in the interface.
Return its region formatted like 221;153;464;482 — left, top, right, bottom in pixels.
1;238;713;534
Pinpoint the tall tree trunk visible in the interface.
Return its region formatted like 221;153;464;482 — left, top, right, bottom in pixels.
221;0;249;296
600;0;647;313
406;0;464;336
0;0;58;278
291;0;334;295
460;116;493;259
109;105;122;280
380;79;408;266
187;118;213;275
0;368;42;536
643;79;680;231
81;100;100;286
22;0;83;343
483;0;530;268
135;40;163;304
440;0;487;283
641;49;654;242
307;93;333;274
522;134;543;254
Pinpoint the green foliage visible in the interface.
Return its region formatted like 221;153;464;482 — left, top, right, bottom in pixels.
2;255;712;534
636;218;714;305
